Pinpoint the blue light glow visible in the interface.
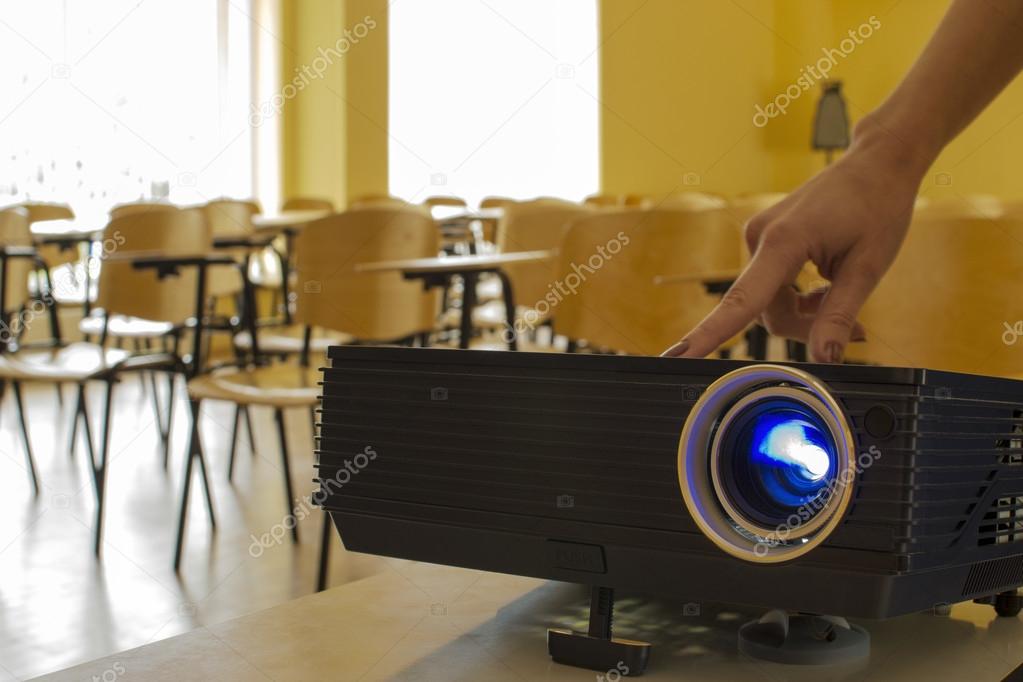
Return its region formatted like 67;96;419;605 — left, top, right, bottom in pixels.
746;411;835;509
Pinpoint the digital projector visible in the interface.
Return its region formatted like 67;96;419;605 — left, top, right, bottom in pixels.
316;346;1023;670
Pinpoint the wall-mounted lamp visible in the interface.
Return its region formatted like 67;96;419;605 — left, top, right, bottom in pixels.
812;80;850;164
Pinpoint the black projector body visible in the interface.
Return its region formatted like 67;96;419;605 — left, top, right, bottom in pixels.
317;346;1023;620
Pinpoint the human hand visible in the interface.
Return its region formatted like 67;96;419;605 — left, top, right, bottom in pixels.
662;118;930;363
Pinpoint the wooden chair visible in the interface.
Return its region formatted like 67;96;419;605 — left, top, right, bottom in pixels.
174;206;441;570
0;208;223;555
349;194;409;209
850;206;1023;376
556;207;742;356
491;199;594;329
645;192;727;211
583;193;623;208
479;196;516;210
281;197;334;212
109;201;178;220
423;196;467;208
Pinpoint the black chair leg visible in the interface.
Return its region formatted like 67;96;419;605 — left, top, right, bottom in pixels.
242;405;256;457
152;373;176;470
10;382;40;496
274;408;299;543
227;404;242;482
316;511;332;592
54;383;63;408
91;380;116;557
174;398;217;572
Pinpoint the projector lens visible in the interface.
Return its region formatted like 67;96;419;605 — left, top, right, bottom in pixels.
678;365;856;563
715;397;838;529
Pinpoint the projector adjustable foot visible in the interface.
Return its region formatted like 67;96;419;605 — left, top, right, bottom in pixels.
547;587;651;676
975;589;1023;617
738;610;870;665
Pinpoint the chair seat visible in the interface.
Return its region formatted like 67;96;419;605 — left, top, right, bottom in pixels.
234;327;353;355
0;342;131;382
79;314;176;339
187;365;321;407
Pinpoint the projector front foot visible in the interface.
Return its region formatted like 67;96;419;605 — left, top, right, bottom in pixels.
547;587;651;677
975;590;1023;617
737;610;870;665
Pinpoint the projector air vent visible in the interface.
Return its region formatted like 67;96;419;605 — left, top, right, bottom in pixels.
962;555;1023;596
977;496;1023;547
996;409;1023;466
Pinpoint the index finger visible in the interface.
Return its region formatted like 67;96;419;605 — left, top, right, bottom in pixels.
662;239;804;358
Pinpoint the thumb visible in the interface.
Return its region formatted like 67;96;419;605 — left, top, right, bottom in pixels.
808;254;882;363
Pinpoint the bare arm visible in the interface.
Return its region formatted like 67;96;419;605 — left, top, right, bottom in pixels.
664;0;1023;362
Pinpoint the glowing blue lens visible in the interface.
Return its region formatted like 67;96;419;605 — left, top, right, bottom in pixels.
718;397;838;527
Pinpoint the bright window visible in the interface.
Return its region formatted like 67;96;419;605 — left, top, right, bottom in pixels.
389;0;599;207
0;0;257;219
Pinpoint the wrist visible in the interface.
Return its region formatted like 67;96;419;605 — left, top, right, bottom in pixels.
850;110;941;182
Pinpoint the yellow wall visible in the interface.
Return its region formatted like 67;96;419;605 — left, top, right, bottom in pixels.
281;0;388;208
281;0;1023;205
599;0;777;198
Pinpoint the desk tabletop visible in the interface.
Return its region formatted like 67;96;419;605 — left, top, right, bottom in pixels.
33;561;1023;681
356;250;554;275
431;206;505;223
252;210;332;231
30;219;102;241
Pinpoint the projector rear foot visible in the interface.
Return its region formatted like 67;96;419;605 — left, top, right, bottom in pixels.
738;610;870;665
547;587;651;676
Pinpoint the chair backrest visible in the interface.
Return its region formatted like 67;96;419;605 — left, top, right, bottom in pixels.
202;199;261;237
852;210;1023;376
293;207;441;342
349;194;408;209
915;194;1003;220
556;207;741;355
496;200;595;316
0;207;35;317
583;193;623;208
423;196;467;208
282;197;334;212
646;192;727;212
479;196;516;210
15;202;74;223
109;202;178;220
96;209;212;326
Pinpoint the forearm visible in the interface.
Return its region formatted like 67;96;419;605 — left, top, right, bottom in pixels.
854;0;1023;173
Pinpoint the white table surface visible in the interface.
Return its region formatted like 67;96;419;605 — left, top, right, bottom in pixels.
31;559;1023;681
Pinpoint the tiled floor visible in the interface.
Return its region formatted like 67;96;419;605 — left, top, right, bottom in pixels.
0;372;389;680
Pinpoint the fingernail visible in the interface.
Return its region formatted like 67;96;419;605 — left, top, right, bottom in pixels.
662;339;690;357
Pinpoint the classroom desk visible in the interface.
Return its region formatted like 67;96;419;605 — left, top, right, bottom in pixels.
357;250;553;350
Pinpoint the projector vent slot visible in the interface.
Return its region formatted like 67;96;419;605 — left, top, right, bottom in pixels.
977;497;1023;546
962;556;1023;596
996;409;1023;465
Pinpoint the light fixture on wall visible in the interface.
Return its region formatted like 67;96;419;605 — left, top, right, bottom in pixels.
812;81;850;164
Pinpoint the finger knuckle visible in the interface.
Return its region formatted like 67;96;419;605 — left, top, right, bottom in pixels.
720;284;752;312
820;308;858;331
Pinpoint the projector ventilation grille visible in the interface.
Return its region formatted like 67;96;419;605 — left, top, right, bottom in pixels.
977;497;1023;546
962;555;1023;596
996;409;1023;466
